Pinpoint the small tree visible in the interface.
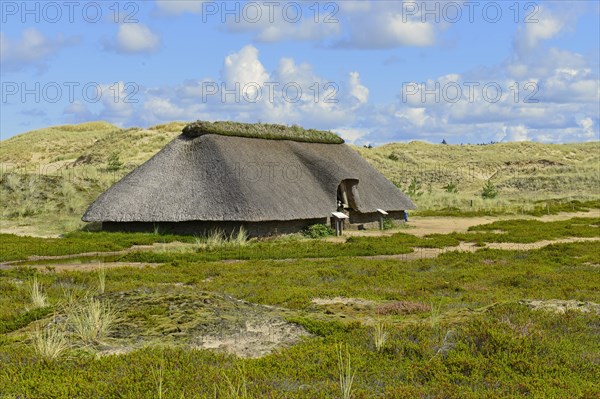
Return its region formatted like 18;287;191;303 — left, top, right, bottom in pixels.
406;177;423;198
441;139;448;145
106;152;123;172
443;181;458;193
481;180;498;199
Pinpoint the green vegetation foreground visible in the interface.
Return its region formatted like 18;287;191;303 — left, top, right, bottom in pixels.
0;216;599;398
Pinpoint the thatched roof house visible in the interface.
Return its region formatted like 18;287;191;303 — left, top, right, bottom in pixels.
83;121;416;236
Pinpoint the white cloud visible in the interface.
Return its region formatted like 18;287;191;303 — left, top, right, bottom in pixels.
0;28;80;72
224;11;341;43
142;97;186;120
505;125;530;142
222;45;270;87
395;107;429;127
334;127;370;144
63;82;136;126
204;1;436;48
541;67;600;103
578;117;596;139
119;45;372;136
53;22;597;146
349;72;369;105
525;15;564;47
98;82;136;122
334;5;436;49
514;7;565;54
113;24;160;54
377;8;600;147
63;101;93;123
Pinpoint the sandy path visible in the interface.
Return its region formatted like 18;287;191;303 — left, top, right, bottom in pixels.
1;210;597;270
401;210;599;237
327;210;599;241
354;237;600;261
6;237;597;272
0;262;158;272
0;227;62;238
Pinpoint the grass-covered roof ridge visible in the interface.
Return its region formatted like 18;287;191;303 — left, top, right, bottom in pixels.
182;120;344;144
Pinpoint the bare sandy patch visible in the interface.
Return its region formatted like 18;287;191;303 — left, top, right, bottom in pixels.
520;299;600;314
405;210;599;237
485;237;600;251
0;261;156;272
193;319;309;358
311;297;376;307
0;227;61;238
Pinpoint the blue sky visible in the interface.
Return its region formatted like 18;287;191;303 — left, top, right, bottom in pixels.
1;0;599;144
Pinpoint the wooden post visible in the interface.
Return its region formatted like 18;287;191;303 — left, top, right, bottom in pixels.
331;212;349;237
376;209;388;230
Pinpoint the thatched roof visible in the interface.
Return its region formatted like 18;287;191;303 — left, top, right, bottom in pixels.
83;133;415;223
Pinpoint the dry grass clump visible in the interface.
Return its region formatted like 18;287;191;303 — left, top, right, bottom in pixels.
182;120;344;144
30;324;69;361
375;301;431;315
370;321;389;352
336;343;356;399
97;266;107;294
28;276;48;308
196;227;249;249
67;297;116;345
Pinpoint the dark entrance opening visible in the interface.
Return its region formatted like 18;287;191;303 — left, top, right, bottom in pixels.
337;179;360;210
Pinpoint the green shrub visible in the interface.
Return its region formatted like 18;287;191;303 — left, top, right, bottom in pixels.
443;181;458;193
105;152;123;172
481;180;498;199
406;177;424;198
382;217;395;230
303;224;335;239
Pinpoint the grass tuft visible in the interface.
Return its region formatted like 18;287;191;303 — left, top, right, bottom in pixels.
336;343;356;399
67;297;116;345
97;266;107;294
230;226;248;246
30;323;69;361
152;355;166;399
371;320;389;352
205;229;226;249
217;363;250;399
28;276;48;308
